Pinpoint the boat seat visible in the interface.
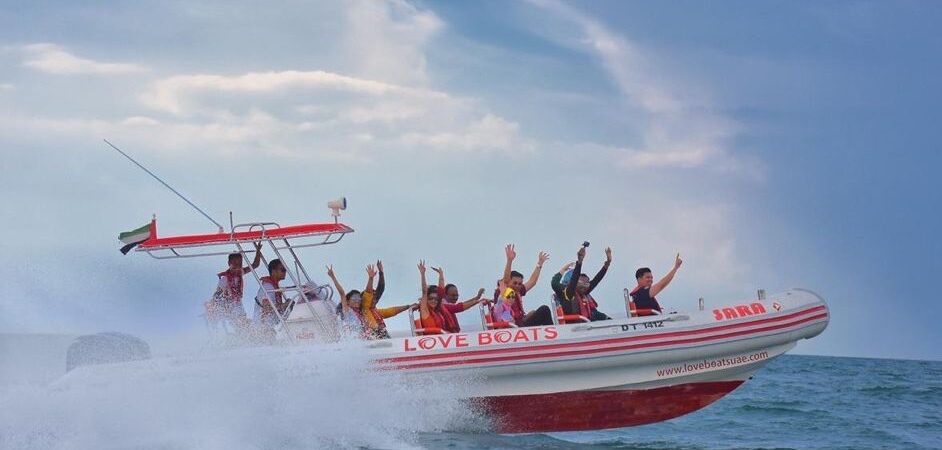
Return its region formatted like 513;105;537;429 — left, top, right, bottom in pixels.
555;304;589;324
628;300;660;317
551;295;590;324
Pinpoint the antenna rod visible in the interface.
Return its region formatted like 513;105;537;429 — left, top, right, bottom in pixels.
104;139;224;232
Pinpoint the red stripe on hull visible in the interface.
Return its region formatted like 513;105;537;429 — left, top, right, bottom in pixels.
390;313;827;370
475;381;743;433
383;305;827;365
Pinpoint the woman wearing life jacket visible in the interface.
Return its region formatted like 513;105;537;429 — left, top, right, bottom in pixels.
326;264;367;337
417;260;450;333
429;266;486;333
555;245;612;321
360;261;413;339
630;253;683;313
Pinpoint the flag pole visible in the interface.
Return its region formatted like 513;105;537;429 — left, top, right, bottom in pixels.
104;139;224;233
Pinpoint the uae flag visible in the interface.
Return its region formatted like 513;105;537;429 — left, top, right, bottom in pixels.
119;223;152;254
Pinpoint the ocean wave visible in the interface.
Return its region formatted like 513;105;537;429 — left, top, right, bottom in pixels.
857;384;942;398
735;403;813;415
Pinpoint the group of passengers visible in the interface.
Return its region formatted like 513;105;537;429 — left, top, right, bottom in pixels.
206;241;683;341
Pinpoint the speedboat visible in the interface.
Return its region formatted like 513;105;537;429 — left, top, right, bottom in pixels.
96;201;828;433
364;288;827;432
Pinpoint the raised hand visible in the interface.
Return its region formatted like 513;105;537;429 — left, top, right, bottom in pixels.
476;288;486;298
537;251;550;266
431;266;444;276
377;260;384;273
605;247;613;264
505;244;516;261
417;260;427;274
366;264;377;278
254;242;263;252
675;253;683;269
326;265;336;278
577;245;586;261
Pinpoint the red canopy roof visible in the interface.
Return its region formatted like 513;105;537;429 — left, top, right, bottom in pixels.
139;221;353;250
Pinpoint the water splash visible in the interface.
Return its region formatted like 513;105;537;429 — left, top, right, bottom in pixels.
1;338;485;449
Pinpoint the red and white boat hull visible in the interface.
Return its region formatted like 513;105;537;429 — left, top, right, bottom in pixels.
352;289;829;432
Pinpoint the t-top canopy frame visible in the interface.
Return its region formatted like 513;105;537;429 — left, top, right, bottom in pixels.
136;219;354;259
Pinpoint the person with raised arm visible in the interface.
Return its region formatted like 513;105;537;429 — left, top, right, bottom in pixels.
360;261;413;339
630;254;684;313
417;260;447;334
491;279;518;324
209;242;263;333
430;266;485;333
498;244;553;327
556;245;612;321
326;264;366;336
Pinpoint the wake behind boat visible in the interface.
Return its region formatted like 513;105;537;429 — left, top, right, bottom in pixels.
83;200;831;433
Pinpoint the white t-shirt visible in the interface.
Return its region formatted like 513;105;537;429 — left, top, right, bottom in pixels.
254;279;279;324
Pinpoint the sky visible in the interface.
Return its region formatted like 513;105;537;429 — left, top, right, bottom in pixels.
0;0;939;361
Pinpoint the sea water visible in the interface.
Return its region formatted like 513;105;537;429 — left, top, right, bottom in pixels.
1;334;939;450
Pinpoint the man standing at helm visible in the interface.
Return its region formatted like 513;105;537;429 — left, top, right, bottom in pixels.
209;242;263;333
255;258;292;341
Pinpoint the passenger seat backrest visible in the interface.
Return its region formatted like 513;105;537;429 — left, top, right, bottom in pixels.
552;293;589;324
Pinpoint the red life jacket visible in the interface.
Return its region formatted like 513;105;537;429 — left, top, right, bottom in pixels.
434;286;461;333
575;292;598;318
216;269;244;303
257;276;286;318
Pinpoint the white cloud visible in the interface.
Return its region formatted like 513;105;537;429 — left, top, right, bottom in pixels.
526;0;757;177
399;113;534;154
1;65;532;161
20;43;148;75
342;0;444;85
127;67;534;158
140;70;450;116
2;3;530;161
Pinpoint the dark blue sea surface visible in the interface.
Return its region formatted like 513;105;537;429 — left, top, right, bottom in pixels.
417;355;942;450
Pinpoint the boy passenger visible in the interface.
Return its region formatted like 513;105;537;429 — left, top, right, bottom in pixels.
209;242;263;333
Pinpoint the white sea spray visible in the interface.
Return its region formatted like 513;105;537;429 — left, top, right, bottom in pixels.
0;335;485;450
